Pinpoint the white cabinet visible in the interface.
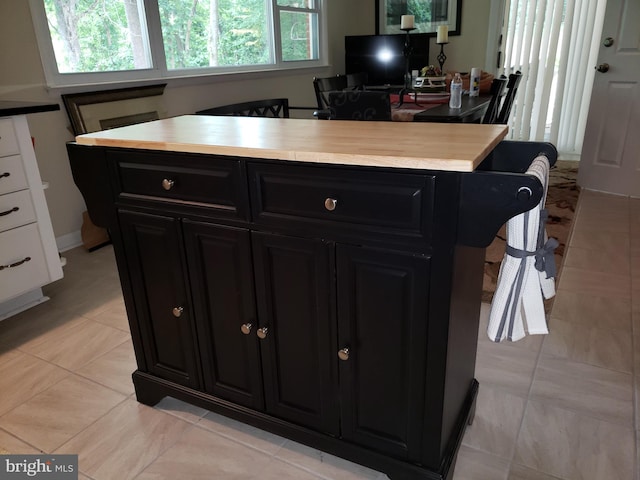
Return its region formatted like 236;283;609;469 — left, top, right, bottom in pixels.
0;113;63;320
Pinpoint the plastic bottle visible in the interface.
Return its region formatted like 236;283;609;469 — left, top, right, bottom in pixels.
449;73;462;109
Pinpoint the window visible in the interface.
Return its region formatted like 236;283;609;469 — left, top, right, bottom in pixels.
28;0;325;87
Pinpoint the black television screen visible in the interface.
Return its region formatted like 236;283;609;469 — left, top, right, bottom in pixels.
345;34;430;87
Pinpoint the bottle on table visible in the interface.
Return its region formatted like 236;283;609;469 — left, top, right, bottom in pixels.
449;73;463;109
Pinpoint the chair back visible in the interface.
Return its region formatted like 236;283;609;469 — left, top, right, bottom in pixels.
346;72;368;90
496;71;523;124
196;98;289;118
313;75;349;110
481;77;508;124
328;91;391;121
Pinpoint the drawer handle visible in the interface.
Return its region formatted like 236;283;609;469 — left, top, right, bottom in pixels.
0;256;31;271
324;198;337;211
240;323;253;335
0;172;10;179
162;179;175;191
338;347;350;361
257;327;269;339
0;206;19;217
172;306;184;317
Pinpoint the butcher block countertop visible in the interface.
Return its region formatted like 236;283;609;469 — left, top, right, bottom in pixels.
75;115;508;172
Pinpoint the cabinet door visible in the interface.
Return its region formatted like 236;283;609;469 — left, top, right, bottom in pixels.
337;245;430;461
118;210;201;389
252;232;339;436
183;220;264;410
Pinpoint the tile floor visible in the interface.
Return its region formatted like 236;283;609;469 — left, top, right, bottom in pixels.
0;188;637;480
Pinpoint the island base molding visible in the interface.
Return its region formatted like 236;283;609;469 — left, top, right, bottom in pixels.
133;370;479;480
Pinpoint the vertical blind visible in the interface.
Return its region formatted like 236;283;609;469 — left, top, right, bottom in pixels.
500;0;607;157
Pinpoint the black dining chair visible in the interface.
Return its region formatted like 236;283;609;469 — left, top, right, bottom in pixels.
327;91;392;121
495;71;523;124
346;72;369;90
313;75;349;112
196;98;290;118
481;77;508;124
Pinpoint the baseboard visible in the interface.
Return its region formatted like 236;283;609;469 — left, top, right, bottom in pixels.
56;230;83;252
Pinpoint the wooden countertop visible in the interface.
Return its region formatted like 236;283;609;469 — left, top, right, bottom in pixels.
75;115;508;172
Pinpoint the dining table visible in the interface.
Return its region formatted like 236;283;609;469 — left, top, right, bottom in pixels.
389;92;492;123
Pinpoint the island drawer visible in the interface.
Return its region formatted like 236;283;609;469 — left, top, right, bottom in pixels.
0;155;28;195
109;150;248;220
249;162;434;246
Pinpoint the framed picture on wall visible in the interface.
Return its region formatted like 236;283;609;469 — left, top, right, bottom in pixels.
376;0;462;36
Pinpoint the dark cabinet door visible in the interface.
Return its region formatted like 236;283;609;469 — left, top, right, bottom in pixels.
337;245;430;461
183;220;264;410
118;210;201;389
252;232;339;436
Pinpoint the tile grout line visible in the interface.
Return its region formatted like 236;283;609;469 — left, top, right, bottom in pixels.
505;319;547;478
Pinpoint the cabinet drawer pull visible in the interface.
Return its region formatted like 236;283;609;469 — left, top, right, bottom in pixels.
162;179;175;191
324;197;337;211
338;347;350;361
257;327;269;339
0;172;10;179
172;306;184;317
0;256;31;271
240;323;253;335
0;206;19;217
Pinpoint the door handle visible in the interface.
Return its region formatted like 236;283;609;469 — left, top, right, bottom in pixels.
595;63;609;73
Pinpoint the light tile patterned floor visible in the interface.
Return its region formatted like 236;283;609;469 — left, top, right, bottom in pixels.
0;189;637;479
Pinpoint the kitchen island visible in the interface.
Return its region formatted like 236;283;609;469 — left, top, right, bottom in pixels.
67;116;555;480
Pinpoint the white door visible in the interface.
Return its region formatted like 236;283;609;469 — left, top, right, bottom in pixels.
577;0;640;197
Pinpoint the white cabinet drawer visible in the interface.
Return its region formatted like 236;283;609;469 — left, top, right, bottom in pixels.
0;223;50;302
0;155;27;195
0;119;19;158
0;190;36;233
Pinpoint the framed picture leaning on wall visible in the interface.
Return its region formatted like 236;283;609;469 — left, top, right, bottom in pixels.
375;0;462;36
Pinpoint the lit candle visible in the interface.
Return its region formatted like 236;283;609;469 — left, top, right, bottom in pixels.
437;25;449;44
400;15;415;30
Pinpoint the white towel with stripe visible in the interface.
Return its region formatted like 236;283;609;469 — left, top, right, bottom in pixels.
487;155;557;342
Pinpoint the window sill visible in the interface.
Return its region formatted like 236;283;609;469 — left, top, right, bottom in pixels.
45;63;333;94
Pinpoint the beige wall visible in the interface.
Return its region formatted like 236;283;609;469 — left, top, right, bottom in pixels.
0;0;489;246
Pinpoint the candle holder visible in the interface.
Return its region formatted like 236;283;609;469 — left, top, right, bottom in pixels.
436;42;448;73
396;27;416;107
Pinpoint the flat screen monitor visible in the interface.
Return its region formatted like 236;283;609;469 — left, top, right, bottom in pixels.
345;34;430;87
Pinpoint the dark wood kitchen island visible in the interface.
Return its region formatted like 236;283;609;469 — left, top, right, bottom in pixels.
67;116;555;480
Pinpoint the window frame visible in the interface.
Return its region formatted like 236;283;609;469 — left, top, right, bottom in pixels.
28;0;327;89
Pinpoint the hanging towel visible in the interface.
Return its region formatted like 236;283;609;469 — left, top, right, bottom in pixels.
487;155;557;342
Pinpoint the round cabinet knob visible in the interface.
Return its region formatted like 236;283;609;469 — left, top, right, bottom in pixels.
172;306;184;318
162;178;175;190
324;198;337;211
596;63;609;73
338;347;350;361
257;327;269;339
240;323;253;335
